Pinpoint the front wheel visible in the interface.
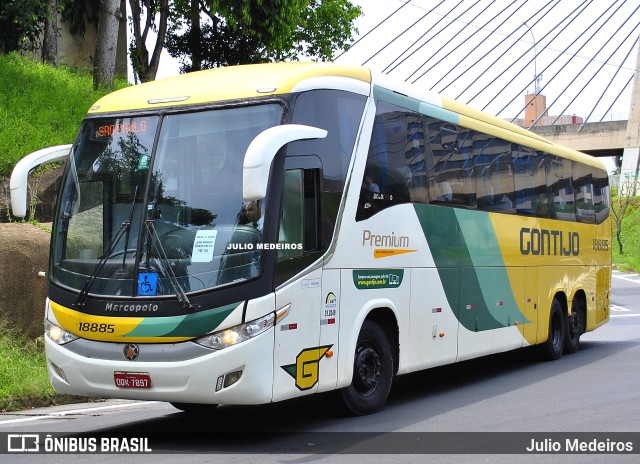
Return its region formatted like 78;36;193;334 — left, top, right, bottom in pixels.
338;320;394;415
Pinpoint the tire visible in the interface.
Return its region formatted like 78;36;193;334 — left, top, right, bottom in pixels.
170;402;218;414
338;320;394;416
564;297;585;354
538;299;565;361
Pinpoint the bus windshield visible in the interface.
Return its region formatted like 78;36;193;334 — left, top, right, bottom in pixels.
51;104;283;299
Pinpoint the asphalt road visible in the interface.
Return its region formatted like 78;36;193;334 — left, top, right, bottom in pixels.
1;271;639;463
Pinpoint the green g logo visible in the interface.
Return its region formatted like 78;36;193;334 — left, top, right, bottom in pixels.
281;345;333;391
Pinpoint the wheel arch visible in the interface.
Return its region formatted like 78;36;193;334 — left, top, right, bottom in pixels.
570;288;588;326
337;299;400;388
364;307;399;376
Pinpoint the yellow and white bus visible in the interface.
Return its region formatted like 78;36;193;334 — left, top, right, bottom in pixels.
11;63;611;415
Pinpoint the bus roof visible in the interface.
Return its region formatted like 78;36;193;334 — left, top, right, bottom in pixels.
87;62;371;114
87;62;605;172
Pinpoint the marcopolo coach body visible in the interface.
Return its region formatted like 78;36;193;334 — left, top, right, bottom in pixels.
11;62;611;415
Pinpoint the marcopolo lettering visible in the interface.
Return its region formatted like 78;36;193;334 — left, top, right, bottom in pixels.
520;227;580;256
105;303;159;312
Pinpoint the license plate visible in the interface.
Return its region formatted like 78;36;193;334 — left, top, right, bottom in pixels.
114;372;152;389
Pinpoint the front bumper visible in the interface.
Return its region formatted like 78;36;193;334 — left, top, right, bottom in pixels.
45;329;275;405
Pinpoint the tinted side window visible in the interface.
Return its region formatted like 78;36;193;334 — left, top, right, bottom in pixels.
357;102;427;220
547;156;576;221
514;146;549;217
289;89;366;191
574;162;595;224
473;136;514;213
592;168;610;224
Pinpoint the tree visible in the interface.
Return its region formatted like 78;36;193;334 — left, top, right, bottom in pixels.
0;0;49;54
42;0;59;64
612;174;640;254
93;0;123;89
129;0;170;83
164;0;362;73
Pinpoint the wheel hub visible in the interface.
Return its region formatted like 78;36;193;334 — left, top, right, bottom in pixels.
354;345;381;392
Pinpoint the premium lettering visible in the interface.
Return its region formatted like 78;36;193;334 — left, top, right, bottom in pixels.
520;228;579;256
362;230;409;248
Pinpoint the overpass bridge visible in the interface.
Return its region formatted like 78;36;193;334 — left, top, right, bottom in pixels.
529;120;626;159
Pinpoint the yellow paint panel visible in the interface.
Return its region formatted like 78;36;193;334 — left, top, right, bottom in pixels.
89;63;371;114
50;301;191;343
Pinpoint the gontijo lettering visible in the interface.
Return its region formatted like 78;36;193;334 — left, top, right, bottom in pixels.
520;227;579;256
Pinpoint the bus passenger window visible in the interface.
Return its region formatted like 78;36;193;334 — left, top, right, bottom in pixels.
547;156;576;221
356;103;427;221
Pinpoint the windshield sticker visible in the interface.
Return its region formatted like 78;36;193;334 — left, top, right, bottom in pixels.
137;273;158;296
352;269;404;290
192;230;218;263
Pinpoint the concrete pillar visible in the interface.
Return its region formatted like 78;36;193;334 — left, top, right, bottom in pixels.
621;36;640;182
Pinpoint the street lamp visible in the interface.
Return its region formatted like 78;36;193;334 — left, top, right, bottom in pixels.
523;21;542;126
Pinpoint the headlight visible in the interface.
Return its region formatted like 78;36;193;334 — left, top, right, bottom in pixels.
45;319;79;345
195;313;275;350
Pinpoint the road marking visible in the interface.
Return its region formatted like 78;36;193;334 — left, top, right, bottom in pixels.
610;314;640;318
610;304;630;312
612;273;640;284
0;401;159;426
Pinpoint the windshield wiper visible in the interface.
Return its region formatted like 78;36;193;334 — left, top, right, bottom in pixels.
74;187;138;307
74;220;130;307
144;220;197;311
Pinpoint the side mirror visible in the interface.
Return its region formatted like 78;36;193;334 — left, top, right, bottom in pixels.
243;125;327;201
10;144;72;217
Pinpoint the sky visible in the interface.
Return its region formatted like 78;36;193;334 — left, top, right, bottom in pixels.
149;0;638;172
334;0;639;123
152;0;639;124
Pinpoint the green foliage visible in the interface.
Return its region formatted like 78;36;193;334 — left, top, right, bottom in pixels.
612;191;640;272
0;324;53;411
0;0;48;53
0;53;127;177
166;0;362;72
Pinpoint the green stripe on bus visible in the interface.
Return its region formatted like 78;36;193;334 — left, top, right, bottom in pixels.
454;209;529;326
124;302;241;338
413;204;530;331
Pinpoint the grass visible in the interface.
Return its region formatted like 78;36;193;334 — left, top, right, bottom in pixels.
0;54;126;410
0;325;58;411
0;53;127;176
612;194;640;272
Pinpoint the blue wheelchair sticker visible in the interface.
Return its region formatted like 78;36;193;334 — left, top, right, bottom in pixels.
137;273;158;296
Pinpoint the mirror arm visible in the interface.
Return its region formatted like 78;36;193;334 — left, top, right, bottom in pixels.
10;144;72;217
243;125;327;201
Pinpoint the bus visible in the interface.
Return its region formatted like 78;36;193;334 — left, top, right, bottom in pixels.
10;62;611;415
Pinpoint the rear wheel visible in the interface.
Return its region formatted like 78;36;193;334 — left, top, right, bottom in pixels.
564;297;585;354
538;299;565;361
338;320;394;415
